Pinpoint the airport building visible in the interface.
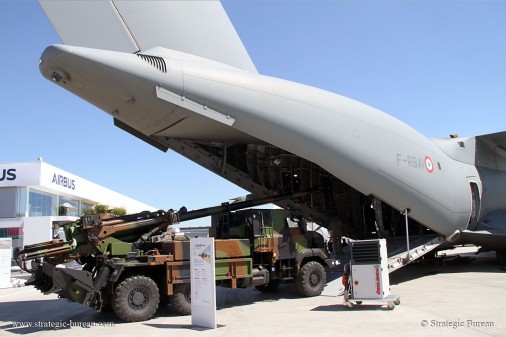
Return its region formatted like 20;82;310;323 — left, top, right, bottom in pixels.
0;160;156;250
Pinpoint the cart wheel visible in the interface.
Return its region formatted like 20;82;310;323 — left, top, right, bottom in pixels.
387;302;395;310
356;301;362;305
394;298;401;305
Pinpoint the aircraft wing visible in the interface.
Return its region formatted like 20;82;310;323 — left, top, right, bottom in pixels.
39;0;257;73
476;131;506;171
459;230;506;251
476;130;506;148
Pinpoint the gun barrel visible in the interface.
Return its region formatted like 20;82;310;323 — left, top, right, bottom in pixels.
16;241;74;267
178;190;313;223
21;245;74;260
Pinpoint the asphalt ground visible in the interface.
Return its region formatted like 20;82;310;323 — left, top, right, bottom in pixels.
1;246;505;337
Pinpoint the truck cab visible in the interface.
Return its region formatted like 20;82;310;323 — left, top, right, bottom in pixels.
211;209;335;293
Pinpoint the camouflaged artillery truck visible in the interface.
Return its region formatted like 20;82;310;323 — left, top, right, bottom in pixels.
210;208;335;295
16;191;335;322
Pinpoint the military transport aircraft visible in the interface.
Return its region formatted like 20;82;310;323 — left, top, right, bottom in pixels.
37;1;506;268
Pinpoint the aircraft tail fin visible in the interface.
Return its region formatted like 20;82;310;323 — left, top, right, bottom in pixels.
39;0;257;73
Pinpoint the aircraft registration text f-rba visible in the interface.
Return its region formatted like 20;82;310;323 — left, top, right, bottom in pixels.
38;1;506;261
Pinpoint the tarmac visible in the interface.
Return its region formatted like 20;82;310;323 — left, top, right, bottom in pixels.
1;246;505;337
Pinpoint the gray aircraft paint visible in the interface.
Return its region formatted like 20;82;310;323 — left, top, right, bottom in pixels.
39;44;476;237
37;1;506;251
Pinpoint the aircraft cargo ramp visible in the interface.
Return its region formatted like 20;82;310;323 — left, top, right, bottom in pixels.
322;235;445;299
386;235;445;272
334;235;445;274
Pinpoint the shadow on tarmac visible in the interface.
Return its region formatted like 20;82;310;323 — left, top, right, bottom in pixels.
0;299;121;334
1;282;310;335
152;270;341;320
143;323;226;330
311;303;394;312
390;251;504;285
2;252;503;334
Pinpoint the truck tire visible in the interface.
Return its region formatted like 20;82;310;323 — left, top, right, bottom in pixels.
295;261;326;297
171;283;191;315
112;275;159;322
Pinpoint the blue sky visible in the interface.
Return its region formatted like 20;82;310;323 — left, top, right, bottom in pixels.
1;1;505;215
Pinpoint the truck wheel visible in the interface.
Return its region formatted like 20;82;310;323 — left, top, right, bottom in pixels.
171;283;191;315
112;275;159;322
296;261;326;297
255;279;280;293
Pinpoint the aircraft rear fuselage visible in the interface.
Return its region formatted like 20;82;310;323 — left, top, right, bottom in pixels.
40;44;486;238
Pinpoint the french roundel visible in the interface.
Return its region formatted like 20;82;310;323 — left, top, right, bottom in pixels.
425;156;434;173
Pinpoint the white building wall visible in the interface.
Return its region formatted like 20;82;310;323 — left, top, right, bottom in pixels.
38;162;155;212
23;217;54;246
0;160;157;249
0;161;156;213
22;217;79;246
